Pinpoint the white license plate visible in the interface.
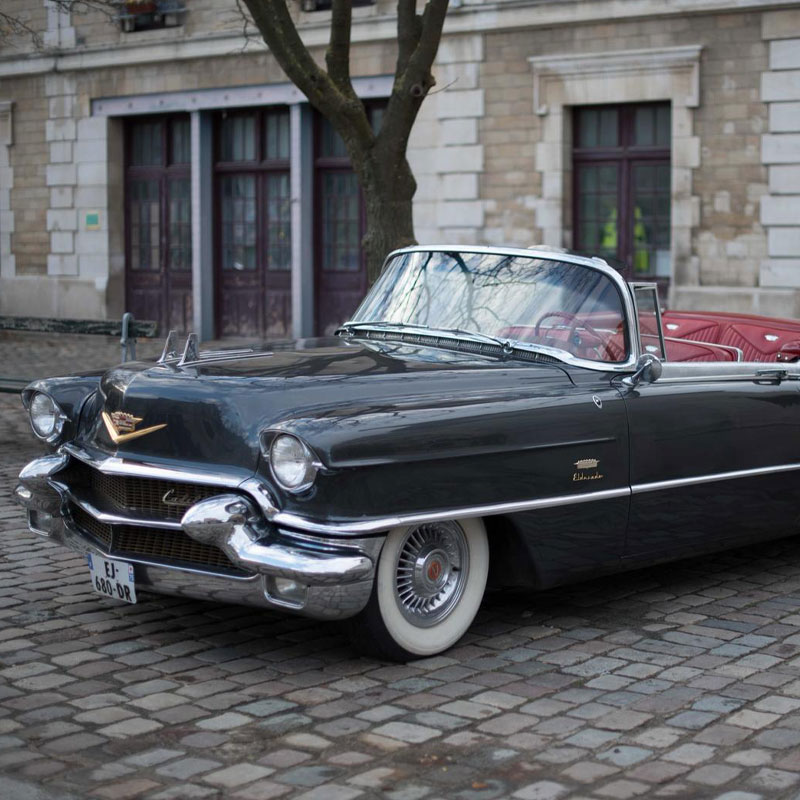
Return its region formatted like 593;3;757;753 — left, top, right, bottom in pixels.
87;553;137;604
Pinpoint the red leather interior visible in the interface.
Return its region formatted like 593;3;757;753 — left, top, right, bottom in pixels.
496;310;800;364
662;311;800;363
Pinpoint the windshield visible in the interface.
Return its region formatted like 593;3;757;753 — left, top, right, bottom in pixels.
348;250;629;364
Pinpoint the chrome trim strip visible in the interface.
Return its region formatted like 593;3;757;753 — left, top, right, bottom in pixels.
658;374;781;384
64;490;183;530
632;462;800;494
62;443;249;488
272;486;632;536
662;337;744;362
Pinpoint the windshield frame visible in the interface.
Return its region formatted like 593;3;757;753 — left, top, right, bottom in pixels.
343;245;640;373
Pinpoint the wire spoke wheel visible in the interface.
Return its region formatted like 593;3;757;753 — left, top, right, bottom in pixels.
349;517;489;661
394;521;469;627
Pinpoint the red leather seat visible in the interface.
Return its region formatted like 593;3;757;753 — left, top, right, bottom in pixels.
662;311;800;363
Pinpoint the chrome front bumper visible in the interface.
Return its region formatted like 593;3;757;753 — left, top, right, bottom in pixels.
15;453;382;620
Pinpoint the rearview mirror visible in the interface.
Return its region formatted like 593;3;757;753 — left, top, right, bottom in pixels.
621;354;662;388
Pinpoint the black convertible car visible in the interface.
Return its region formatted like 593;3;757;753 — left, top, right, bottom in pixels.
15;246;800;660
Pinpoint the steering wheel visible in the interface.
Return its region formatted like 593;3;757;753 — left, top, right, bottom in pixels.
533;311;576;338
533;311;619;361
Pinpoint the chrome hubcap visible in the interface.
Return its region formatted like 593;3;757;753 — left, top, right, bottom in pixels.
395;521;469;627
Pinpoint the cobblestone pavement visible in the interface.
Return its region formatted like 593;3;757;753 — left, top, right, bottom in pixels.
3;337;800;799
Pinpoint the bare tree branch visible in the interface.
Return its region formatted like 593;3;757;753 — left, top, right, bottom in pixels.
326;0;354;95
396;0;422;77
380;0;449;162
241;0;373;151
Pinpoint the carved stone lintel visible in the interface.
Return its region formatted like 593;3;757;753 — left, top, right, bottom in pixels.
528;45;703;116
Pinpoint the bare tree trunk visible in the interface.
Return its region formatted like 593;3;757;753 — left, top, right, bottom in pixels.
356;154;417;282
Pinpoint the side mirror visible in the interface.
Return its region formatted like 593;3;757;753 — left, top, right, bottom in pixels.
621;354;662;388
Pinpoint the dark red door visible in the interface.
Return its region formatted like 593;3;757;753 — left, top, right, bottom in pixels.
125;116;192;334
215;110;292;339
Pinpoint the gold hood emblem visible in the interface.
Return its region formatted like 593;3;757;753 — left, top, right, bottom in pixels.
102;410;166;444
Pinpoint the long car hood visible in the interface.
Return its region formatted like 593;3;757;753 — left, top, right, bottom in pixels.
77;336;574;473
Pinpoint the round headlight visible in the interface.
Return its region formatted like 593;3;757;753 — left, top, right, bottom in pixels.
29;392;62;440
269;434;318;492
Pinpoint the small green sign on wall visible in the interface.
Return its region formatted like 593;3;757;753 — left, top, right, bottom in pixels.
85;211;100;231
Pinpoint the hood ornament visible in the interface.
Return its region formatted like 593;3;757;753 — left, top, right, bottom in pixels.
102;410;167;445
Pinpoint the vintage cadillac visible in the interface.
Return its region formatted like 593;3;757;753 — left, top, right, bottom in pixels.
15;246;800;660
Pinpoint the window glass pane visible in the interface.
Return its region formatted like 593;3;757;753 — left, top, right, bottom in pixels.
130;122;163;166
634;286;665;359
221;115;256;161
129;179;160;270
321;172;360;271
577;109;597;148
599;108;618;147
168;178;191;271
632;161;671;278
266;173;291;270
655;105;671;147
221;175;256;270
575;164;618;261
320;117;348;159
264;110;290;161
171;119;190;165
634;107;655;146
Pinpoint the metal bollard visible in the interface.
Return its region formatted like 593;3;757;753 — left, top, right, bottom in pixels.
120;312;137;362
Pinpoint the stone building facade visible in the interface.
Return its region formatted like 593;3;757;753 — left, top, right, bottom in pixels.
0;0;799;339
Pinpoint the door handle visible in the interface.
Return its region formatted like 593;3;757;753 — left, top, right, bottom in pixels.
754;368;788;383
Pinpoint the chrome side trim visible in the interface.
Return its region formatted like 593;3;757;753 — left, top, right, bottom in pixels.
274;461;800;536
658;373;787;384
272;486;632;536
632;462;800;494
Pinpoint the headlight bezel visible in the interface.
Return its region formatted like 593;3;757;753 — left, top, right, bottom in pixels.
27;391;67;443
261;432;320;494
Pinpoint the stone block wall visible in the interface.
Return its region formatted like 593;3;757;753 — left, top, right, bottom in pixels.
407;34;485;245
759;8;800;294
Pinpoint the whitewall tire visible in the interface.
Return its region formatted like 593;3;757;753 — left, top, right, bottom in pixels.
349;517;489;661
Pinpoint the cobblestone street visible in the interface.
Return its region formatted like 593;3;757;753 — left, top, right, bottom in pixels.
3;336;800;799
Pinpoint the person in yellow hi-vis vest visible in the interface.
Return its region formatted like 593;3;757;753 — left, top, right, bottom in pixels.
600;207;650;273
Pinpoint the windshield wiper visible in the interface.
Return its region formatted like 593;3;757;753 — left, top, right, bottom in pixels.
339;320;572;363
339;320;433;333
339;321;517;353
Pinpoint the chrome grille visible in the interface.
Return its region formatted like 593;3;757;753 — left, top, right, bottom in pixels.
70;504;245;574
65;459;222;520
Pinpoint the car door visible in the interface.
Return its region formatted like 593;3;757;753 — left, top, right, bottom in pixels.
623;288;800;558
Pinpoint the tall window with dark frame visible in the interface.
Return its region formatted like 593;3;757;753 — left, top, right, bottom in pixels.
315;106;385;336
125;115;192;335
214;109;292;338
573;103;671;292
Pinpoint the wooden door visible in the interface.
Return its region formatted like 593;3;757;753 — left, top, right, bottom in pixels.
215;110;292;339
125;116;192;334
